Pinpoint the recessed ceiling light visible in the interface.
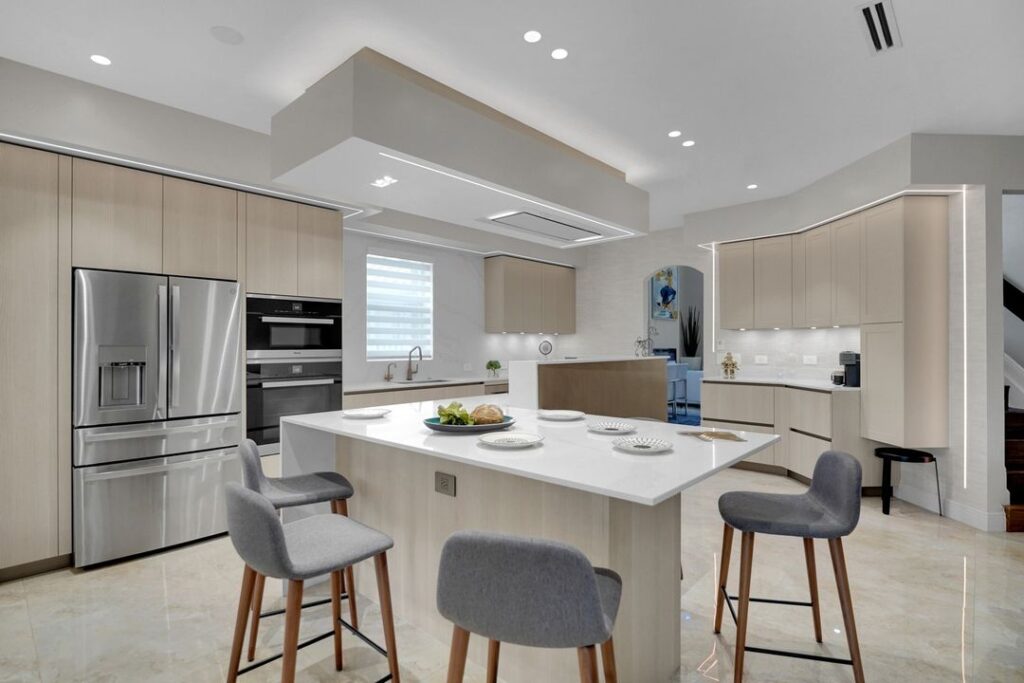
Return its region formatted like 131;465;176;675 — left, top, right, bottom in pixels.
370;175;398;188
682;140;696;147
668;130;681;138
523;30;542;43
210;25;245;46
90;54;111;66
551;48;568;60
747;184;759;190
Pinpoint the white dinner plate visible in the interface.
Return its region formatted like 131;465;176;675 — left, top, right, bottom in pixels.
587;421;636;435
612;436;673;455
478;432;544;449
340;408;391;419
537;409;585;421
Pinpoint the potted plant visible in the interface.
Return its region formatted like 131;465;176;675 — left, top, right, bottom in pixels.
679;306;702;370
485;360;502;377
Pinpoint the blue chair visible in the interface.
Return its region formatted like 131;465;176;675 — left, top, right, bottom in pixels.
667;362;689;419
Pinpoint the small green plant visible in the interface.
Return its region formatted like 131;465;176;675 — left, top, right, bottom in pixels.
485;360;502;376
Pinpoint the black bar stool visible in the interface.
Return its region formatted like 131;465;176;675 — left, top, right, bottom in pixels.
874;447;942;516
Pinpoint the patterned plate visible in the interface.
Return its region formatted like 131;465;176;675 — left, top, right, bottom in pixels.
612;436;673;455
340;408;391;419
478;432;544;449
537;409;585;421
587;421;637;435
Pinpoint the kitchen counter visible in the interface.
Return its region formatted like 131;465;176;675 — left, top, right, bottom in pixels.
344;376;505;395
702;375;859;392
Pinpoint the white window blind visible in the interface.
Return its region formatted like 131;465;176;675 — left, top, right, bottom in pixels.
366;254;434;360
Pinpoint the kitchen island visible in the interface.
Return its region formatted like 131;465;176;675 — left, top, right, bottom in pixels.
280;397;779;682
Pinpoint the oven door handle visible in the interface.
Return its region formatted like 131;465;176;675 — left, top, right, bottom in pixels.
259;316;335;325
261;379;338;389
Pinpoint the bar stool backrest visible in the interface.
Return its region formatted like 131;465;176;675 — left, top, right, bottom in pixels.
808;450;863;538
436;530;611;649
224;482;293;579
238;439;270;493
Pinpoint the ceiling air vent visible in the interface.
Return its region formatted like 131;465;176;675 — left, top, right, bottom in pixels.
488;211;600;243
859;1;902;52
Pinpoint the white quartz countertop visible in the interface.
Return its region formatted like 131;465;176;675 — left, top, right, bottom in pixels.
510;356;655;366
702;376;858;392
344;377;506;394
282;397;779;506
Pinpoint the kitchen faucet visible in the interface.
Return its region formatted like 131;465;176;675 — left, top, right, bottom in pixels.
384;362;397;382
406;346;422;381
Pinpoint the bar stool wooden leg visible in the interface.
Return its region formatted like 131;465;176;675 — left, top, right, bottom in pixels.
227;565;256;683
713;523;734;633
576;644;599;683
374;552;401;683
486;639;500;683
246;572;266;661
600;637;618;683
335;498;360;628
828;538;865;683
733;531;755;683
446;625;470;683
281;580;304;683
803;538;823;643
330;569;344;671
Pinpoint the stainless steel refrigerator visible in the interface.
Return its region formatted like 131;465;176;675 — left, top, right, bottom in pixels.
72;269;243;567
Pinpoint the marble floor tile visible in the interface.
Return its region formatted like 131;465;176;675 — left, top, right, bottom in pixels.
0;467;1021;682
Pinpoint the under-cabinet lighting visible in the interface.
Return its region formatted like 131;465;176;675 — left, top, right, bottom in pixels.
810;326;817;330
371;175;398;188
551;48;569;60
90;54;111;66
773;327;780;331
739;328;746;331
668;131;682;138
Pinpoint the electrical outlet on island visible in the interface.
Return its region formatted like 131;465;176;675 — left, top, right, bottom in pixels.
755;355;768;365
803;355;818;365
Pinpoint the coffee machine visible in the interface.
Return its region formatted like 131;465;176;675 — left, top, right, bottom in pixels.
839;351;861;387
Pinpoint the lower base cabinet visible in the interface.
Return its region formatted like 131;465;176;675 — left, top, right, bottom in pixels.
702;420;778;466
343;383;487;409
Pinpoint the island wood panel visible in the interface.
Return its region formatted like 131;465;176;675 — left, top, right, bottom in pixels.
336;436;681;683
71;157;163;273
342;383;485;409
245;193;298;295
537;359;666;420
162;176;238;279
0;143;60;569
297;204;343;299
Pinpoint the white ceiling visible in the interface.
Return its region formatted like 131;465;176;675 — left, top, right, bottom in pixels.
3;0;1024;229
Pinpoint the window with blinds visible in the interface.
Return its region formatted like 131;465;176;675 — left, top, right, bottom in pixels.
366;254;434;360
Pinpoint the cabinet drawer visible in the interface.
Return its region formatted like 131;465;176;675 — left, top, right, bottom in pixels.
788;388;832;440
701;382;774;425
788;429;831;480
702;419;777;466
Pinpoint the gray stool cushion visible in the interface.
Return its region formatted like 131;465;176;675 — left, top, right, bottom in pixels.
238;439;354;508
436;530;620;649
225;483;393;581
719;450;862;539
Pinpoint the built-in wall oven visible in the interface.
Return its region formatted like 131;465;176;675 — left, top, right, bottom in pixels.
246;295;343;454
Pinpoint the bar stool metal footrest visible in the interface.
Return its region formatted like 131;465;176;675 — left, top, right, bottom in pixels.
719;586;855;667
256;591;351;620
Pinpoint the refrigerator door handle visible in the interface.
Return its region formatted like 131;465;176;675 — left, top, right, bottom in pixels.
80;450;239;481
170;284;181;408
157;284;168;419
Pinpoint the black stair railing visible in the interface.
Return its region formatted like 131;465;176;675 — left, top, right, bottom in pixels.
1005;278;1024;321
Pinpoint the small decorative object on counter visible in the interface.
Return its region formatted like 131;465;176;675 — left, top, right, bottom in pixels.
485;360;502;377
721;352;739;379
538;339;553;357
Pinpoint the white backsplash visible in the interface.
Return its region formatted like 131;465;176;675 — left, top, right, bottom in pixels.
714;327;860;381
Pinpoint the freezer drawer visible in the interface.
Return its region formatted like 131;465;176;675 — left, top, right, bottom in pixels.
73;448;240;567
73;414;241;467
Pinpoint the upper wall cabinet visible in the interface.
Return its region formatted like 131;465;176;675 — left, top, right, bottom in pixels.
297;204;344;299
718;241;754;330
71;158;163;272
245;194;298;296
803;226;833;327
485;256;575;334
831;214;862;326
860;199;905;324
753;235;793;329
163;177;238;280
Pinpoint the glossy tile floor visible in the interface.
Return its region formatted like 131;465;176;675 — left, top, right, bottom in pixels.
1;468;1021;682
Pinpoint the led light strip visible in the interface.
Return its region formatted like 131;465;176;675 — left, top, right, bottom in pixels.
1;131;365;218
962;186;969;490
699;242;717;358
377;151;637;239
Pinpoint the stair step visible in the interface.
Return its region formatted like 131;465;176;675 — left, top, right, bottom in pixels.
1007;441;1024;465
1006;504;1024;532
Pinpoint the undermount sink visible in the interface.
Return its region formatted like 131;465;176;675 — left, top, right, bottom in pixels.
391;378;454;385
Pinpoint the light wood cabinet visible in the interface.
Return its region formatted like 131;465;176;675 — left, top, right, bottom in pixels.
71;158;163;272
0;143;61;569
791;233;807;328
787;429;832;480
701;382;775;425
804;226;833;327
717;241;754;330
703;419;778;465
753;235;793;329
860;200;904;324
831;215;862;326
162;177;238;279
297;204;344;299
245;194;298;295
484;256;575;334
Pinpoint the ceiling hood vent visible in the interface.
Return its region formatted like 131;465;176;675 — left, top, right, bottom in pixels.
859;1;902;52
488;211;601;243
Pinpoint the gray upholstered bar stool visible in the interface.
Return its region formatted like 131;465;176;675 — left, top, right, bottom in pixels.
713;450;865;683
437;530;621;683
237;439;358;662
224;483;400;683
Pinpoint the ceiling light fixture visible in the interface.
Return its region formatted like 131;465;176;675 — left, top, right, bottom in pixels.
90;54;111;66
668;131;681;138
574;235;603;243
370;175;398;188
210;25;245;45
551;48;568;60
682;140;696;147
747;184;758;190
523;30;542;43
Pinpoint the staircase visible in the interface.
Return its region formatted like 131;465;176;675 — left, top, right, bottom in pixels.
1004;278;1024;531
